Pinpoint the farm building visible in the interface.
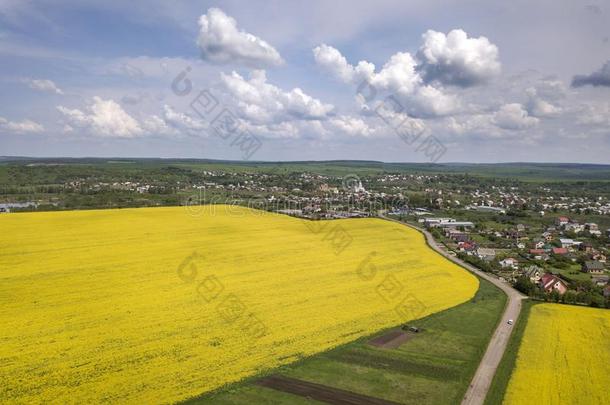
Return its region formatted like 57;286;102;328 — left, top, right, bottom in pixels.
466;205;506;214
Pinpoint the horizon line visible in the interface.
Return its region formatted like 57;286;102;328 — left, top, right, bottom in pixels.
2;156;610;167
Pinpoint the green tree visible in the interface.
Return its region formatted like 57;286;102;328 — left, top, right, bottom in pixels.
514;276;536;296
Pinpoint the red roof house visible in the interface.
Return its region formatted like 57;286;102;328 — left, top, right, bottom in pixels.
459;241;476;252
552;247;568;255
555;216;570;226
539;273;568;295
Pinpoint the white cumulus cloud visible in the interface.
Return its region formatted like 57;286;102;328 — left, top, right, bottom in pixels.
57;98;209;138
142;113;179;137
576;102;610;127
417;29;501;87
162;105;206;133
525;87;561;117
0;116;44;133
313;44;420;93
23;78;64;94
493;103;539;130
329;115;374;137
197;8;283;68
57;97;143;138
220;70;334;124
313;42;459;117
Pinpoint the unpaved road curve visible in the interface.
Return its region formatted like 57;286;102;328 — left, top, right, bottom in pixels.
379;214;526;405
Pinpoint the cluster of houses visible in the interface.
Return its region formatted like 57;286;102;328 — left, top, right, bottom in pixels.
426;215;609;300
525;217;608;266
523;266;570;295
519;218;609;292
422;219;493;258
413;181;610;216
523;263;610;298
555;216;602;236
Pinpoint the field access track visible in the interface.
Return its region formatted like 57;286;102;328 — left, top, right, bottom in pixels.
256;375;401;405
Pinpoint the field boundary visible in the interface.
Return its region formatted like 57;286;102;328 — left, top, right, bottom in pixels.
184;274;505;404
181;213;504;404
378;213;526;405
482;301;536;405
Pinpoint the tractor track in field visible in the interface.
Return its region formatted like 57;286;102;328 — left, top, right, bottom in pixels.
256;375;401;405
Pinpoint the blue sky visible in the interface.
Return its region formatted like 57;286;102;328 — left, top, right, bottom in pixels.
1;0;610;162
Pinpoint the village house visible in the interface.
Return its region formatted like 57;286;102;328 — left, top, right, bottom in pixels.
585;223;601;236
591;252;607;263
499;257;519;269
539;273;569;295
591;274;609;287
555;216;569;226
458;241;476;253
552;247;568;256
532;239;545;249
524;265;543;283
585;223;598;231
564;223;585;233
476;248;496;261
445;229;470;242
559;238;577;248
529;249;550;261
581;261;605;274
579;242;593;253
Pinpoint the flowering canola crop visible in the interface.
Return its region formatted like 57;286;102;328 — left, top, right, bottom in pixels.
504;303;610;405
0;205;477;403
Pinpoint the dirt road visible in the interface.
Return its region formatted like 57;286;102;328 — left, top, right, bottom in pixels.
379;214;526;405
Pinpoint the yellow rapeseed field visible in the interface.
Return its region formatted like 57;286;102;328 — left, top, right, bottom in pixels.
0;205;477;403
504;303;610;405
